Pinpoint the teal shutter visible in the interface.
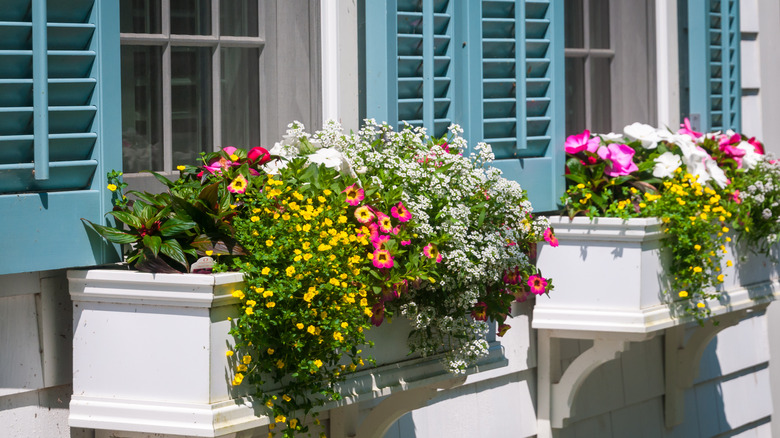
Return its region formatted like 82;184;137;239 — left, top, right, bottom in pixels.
0;0;121;275
685;0;741;131
364;0;565;212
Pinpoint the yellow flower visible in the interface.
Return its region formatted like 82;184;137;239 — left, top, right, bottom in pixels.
205;250;214;256
289;419;298;429
323;189;332;195
226;350;234;357
717;274;725;283
266;301;276;308
232;373;244;386
266;239;274;247
262;267;271;275
722;226;729;233
726;260;733;267
245;307;254;315
107;183;117;192
267;348;274;355
333;332;344;341
232;290;245;300
276;360;285;369
678;291;688;298
243;355;252;364
364;308;373;317
296;323;304;330
341;322;348;329
697;302;706;309
237;364;247;372
245;300;256;307
177;165;186;171
262;290;273;298
692;267;702;273
275;415;286;423
694;245;701;251
251;216;260;222
286;266;296;277
307;325;316;334
313;359;323;368
282;394;291;402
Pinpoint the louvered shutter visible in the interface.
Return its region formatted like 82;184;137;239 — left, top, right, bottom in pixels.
685;0;741;131
0;0;121;275
364;0;565;213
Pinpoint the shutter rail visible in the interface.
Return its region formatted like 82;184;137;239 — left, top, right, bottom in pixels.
32;0;49;180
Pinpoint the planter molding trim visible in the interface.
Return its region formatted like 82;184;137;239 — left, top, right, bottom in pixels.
68;269;506;437
533;216;780;437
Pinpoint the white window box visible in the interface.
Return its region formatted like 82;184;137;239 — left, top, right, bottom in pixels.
67;269;505;437
533;216;780;333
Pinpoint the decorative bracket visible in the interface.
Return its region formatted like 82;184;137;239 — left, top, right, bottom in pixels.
329;375;467;438
664;305;769;428
536;329;657;438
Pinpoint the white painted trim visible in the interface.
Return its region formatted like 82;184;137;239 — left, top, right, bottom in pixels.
655;0;680;130
320;0;340;123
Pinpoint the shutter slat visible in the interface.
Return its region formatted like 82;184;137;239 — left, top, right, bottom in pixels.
48;50;96;78
47;23;95;50
0;22;32;50
0;159;97;193
0;50;32;78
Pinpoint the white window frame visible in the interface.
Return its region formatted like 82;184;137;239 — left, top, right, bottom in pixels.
120;0;264;174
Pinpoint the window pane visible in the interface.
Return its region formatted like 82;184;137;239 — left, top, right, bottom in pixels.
171;0;211;35
120;0;161;34
590;57;612;132
221;48;260;147
565;58;586;136
564;0;584;48
121;46;163;173
171;47;213;166
220;0;259;37
589;0;610;49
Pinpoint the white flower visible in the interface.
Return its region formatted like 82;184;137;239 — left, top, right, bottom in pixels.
624;122;662;149
705;158;729;188
735;141;763;170
599;132;625;142
652;152;682;178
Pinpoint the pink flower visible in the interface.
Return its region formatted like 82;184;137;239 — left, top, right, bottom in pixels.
247;147;271;165
564;130;601;154
503;267;521;285
732;190;742;204
371;303;385;326
678;118;702;140
543;228;558;247
227;174;248;194
376;211;394;233
372;249;394;269
597;143;639;177
401;240;411;246
342;184;365;206
748;137;765;154
222;146;238;156
354;205;375;224
471;302;488;321
423;243;443;263
528;275;547;295
497;324;511;337
372;234;391;250
390;202;412;222
441;142;450;153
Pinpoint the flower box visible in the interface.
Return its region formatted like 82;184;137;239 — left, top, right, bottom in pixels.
533;216;780;333
67;269;506;437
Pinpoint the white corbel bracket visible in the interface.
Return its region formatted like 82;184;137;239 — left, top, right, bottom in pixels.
536;329;657;438
664;305;769;428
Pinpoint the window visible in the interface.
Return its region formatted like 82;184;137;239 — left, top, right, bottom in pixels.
363;0;566;212
564;0;657;135
120;0;262;174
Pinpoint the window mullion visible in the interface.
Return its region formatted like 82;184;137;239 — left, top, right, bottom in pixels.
583;0;592;129
212;0;222;150
162;0;172;172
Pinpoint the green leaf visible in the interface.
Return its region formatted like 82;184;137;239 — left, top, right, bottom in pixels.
160;217;198;236
108;211;144;229
82;219;139;244
160;239;189;271
564;173;587;184
146;171;176;188
142;234;162;258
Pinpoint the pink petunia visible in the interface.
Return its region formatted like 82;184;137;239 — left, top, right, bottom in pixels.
342;184;365;206
376;212;393;233
471;302;488;321
528;275;548;295
748;137;765;154
247;146;271;165
597;143;639;177
543;228;559;247
372;249;394;269
564;130;601;154
678;117;703;140
503;267;521;285
227;174;248;194
371;303;385;326
423;243;443;263
390;202;412;222
497;324;512;337
372;234;391;250
732;190;742;204
401;240;411;246
354;205;375;224
222;146;238;156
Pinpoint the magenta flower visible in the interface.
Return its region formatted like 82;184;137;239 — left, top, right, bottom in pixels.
371;303;385;327
372;234;390;250
497;324;511;337
564;130;600;154
597;143;639;177
748;137;765;154
376;211;394;233
543;228;559;247
342;184;365;206
247;146;271;165
471;302;488;321
528;275;548;295
227;174;248;194
401;240;411;246
503;267;520;285
390;202;412;222
678;117;703;140
423;243;443;263
222;146;237;156
372;249;394;269
354;205;375;224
